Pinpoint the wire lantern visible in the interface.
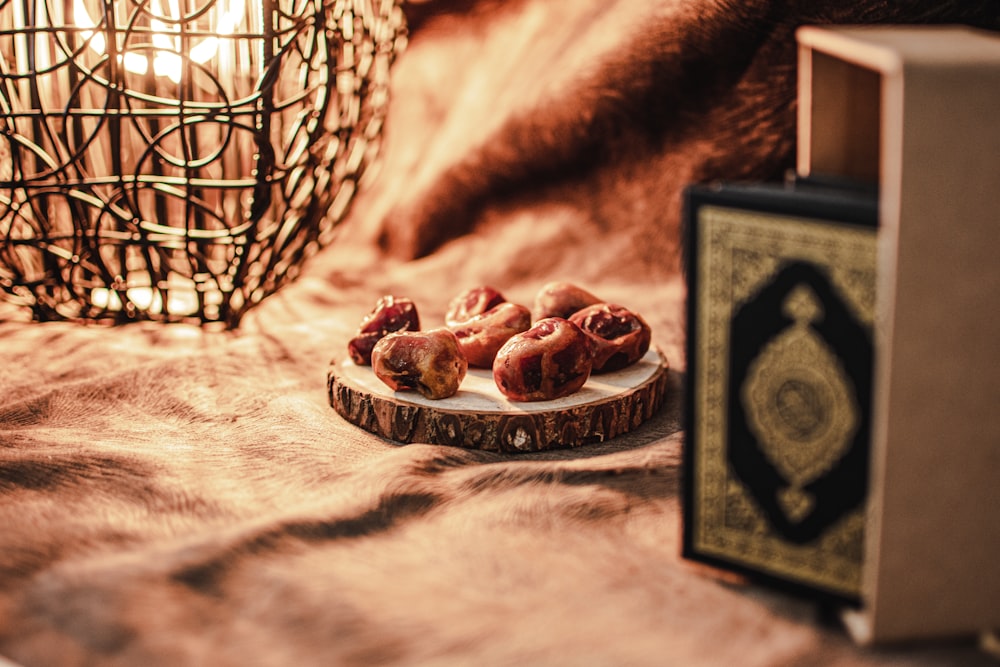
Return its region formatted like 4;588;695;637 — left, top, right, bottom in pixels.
0;0;405;327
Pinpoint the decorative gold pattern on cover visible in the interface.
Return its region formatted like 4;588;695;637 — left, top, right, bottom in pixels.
741;285;860;523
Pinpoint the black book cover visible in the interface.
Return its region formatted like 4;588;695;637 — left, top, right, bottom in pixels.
681;179;877;604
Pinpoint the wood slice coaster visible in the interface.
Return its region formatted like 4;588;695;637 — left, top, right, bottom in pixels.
327;347;670;452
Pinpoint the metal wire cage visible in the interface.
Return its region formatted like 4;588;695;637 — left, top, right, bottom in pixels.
0;0;404;327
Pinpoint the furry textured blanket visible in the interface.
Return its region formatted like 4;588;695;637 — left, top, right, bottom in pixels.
1;1;998;665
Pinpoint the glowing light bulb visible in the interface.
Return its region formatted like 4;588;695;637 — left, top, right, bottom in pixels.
74;0;246;82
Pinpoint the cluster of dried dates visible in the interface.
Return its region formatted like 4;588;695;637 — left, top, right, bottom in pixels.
347;282;652;402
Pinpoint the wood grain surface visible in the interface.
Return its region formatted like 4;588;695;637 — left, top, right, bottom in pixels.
328;347;671;452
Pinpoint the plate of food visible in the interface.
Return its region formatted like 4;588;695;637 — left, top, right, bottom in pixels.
326;283;671;452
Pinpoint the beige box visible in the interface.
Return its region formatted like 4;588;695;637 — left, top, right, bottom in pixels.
796;25;1000;645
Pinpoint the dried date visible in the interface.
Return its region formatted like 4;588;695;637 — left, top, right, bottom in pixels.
532;281;602;321
371;328;468;400
348;295;420;366
449;302;532;368
569;303;651;373
493;318;593;401
445;286;507;326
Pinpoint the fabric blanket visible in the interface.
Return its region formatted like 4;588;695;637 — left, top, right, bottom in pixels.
2;1;998;665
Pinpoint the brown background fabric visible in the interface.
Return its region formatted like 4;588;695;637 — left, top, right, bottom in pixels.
1;1;997;664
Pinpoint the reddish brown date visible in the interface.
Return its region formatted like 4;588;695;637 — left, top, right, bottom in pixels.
532;281;602;321
493;318;593;402
445;286;506;326
371;328;468;400
348;295;420;366
569;303;652;373
448;302;532;368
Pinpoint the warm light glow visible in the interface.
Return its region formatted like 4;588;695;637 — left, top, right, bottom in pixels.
74;0;246;83
91;284;222;316
92;287;172;314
